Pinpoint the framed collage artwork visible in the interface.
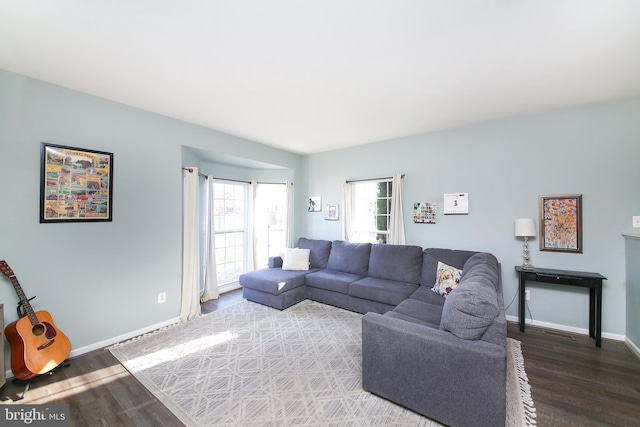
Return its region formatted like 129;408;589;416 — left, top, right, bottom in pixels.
40;143;114;223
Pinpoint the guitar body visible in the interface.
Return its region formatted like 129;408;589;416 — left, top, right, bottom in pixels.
4;311;72;381
0;260;72;381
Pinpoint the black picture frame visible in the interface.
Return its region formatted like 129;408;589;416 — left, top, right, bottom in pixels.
539;194;582;253
40;143;114;223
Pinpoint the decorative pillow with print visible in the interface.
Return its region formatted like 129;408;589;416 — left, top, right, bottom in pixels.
432;261;463;297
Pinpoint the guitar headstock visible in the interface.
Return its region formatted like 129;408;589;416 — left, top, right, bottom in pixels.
0;260;15;278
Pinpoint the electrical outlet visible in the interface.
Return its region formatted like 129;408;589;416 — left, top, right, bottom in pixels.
525;290;531;301
157;292;167;304
633;216;640;228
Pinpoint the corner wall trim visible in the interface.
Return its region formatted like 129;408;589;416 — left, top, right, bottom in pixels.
505;314;625;342
625;337;640;360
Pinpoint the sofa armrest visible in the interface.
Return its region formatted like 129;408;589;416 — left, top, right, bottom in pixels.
362;312;506;427
268;256;283;268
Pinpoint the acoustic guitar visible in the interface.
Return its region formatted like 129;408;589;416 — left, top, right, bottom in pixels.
0;260;71;380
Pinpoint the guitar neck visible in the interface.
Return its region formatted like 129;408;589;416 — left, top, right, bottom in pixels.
8;274;39;325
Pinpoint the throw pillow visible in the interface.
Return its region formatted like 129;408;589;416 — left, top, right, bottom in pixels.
432;261;463;297
282;248;311;271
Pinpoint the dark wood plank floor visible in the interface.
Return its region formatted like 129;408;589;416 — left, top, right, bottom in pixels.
1;289;638;426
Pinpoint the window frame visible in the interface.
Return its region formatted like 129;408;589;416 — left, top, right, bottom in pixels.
350;178;393;244
211;179;249;287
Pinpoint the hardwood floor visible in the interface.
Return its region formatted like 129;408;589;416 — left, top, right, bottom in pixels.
1;289;638;426
507;323;640;426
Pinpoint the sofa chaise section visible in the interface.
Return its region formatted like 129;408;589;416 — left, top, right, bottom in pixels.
239;238;332;310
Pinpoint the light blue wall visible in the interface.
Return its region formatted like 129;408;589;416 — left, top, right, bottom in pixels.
301;97;640;336
0;70;302;365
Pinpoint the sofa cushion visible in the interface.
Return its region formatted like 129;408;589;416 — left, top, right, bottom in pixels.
431;261;463;297
239;268;316;295
282;248;310;271
440;275;499;340
327;240;371;275
367;244;423;284
409;286;446;307
389;299;443;328
349;277;419;306
305;269;363;294
462;252;500;291
421;248;478;287
297;238;332;269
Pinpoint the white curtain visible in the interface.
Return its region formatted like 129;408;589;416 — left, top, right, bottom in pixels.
180;167;201;322
285;181;294;248
342;180;354;241
201;176;219;303
247;181;256;272
388;173;406;245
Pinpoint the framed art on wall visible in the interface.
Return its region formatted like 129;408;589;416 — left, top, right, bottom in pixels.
308;196;321;212
443;193;468;215
325;204;339;220
539;194;582;253
40;143;114;223
413;202;436;224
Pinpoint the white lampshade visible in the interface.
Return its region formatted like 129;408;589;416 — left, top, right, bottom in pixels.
266;211;277;226
515;218;536;237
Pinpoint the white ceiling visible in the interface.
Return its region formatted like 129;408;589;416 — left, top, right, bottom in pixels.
1;1;639;155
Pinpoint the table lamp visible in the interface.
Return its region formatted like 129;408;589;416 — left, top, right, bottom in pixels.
515;218;536;269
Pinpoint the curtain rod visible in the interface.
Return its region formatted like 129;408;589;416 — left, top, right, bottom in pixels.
346;174;404;183
182;167;207;179
182;168;291;185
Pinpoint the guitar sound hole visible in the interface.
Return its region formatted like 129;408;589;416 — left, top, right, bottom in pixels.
32;323;46;337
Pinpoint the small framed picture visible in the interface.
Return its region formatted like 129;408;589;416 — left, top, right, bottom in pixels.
443;193;468;215
325;204;339;220
414;202;436;224
40;143;114;223
308;196;321;212
539;194;582;253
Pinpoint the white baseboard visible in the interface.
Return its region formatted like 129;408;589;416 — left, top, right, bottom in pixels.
505;314;626;342
625;337;640;359
4;316;181;381
218;282;241;294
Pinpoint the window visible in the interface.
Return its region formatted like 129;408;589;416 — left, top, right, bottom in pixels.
254;183;287;267
212;180;248;287
351;179;392;244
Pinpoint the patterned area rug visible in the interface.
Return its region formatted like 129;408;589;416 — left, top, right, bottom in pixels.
109;300;536;426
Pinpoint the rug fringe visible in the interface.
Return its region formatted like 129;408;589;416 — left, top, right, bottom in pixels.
511;339;538;426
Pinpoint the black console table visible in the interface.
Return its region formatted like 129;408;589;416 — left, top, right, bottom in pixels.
515;266;606;347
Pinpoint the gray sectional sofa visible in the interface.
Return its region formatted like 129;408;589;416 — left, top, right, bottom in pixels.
239;238;506;427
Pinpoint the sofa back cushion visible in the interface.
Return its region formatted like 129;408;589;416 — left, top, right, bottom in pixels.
461;252;501;291
367;244;423;284
439;253;501;340
327;240;371;275
420;248;479;287
297;238;332;269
